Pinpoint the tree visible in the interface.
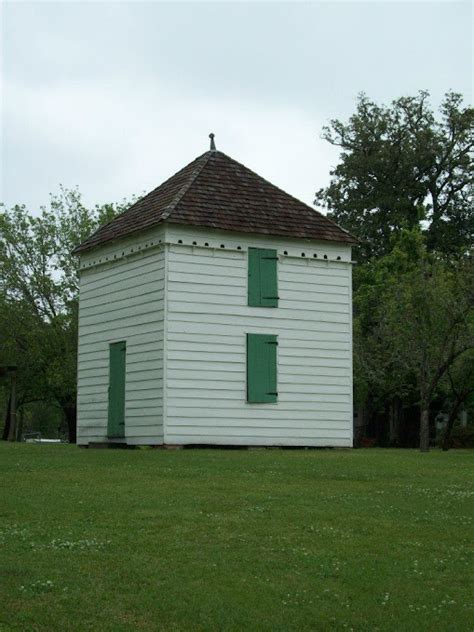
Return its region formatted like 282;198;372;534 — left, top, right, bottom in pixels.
315;91;474;260
352;229;473;450
440;351;474;451
352;229;423;446
375;233;473;451
353;277;411;446
0;187;131;441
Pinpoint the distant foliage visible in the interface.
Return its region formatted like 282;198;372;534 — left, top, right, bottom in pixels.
438;424;474;449
316;91;473;260
317;92;474;450
0;187;133;441
354;229;473;450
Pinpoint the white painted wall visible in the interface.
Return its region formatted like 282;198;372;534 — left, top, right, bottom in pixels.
77;223;354;447
164;225;353;447
77;227;165;445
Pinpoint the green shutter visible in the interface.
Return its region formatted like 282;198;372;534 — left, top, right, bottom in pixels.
247;334;278;403
248;248;278;307
107;341;126;438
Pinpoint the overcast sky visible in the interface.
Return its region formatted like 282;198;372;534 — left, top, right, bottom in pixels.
1;1;472;214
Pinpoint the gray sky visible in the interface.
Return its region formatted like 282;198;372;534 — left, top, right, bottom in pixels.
1;1;472;214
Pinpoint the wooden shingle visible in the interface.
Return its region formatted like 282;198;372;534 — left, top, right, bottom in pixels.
75;150;356;253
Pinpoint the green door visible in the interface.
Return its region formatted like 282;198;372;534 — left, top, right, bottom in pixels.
107;341;126;438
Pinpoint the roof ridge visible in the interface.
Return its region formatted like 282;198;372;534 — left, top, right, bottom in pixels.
161;151;213;221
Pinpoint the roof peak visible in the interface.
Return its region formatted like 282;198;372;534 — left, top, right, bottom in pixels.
209;132;216;151
74;147;358;254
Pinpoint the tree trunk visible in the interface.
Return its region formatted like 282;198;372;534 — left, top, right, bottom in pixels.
2;395;11;441
354;406;366;447
16;407;24;442
7;371;17;442
389;398;400;447
442;397;468;451
62;404;77;444
420;407;430;452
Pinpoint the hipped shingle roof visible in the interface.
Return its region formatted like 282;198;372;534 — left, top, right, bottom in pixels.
74;150;357;253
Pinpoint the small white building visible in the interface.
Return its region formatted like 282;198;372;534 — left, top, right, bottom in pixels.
75;140;357;447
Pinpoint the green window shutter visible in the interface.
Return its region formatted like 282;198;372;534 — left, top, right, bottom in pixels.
248;248;278;307
247;334;278;403
107;341;126;438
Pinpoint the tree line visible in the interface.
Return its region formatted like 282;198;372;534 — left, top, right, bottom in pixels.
1;91;472;449
316;91;473;451
0;190;132;442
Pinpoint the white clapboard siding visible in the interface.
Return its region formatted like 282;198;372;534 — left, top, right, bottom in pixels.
80;257;165;290
164;226;353;447
77;238;165;445
165;225;352;261
166;334;349;351
77;222;353;447
168;321;350;338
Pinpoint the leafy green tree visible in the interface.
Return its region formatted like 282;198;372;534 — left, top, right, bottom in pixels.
354;229;473;451
315;91;473;260
390;253;473;451
0;187;131;442
352;230;422;445
440;351;474;451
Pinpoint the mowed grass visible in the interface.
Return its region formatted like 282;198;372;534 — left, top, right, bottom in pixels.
0;445;472;631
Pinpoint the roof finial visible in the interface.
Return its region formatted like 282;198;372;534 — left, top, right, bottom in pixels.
209;132;216;151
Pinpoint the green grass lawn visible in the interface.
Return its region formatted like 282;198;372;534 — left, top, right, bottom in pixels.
0;444;472;631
